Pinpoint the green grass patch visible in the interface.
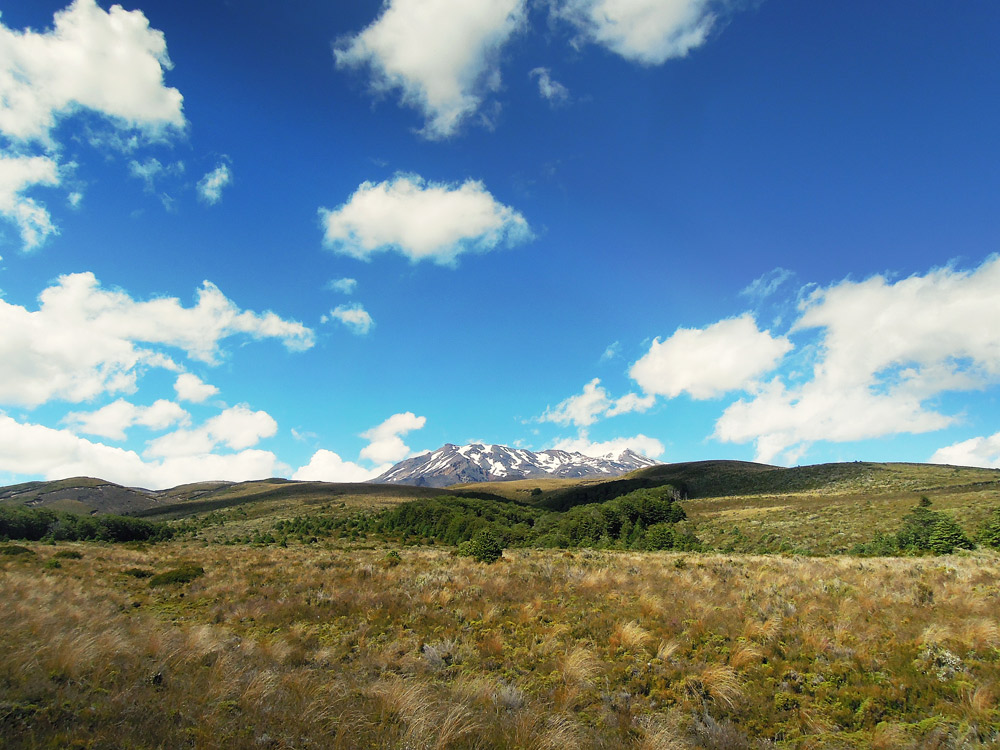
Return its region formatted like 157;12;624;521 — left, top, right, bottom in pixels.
149;564;204;586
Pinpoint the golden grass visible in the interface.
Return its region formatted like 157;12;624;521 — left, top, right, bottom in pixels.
3;541;1000;748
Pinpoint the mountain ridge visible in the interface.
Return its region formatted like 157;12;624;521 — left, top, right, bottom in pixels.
372;442;660;488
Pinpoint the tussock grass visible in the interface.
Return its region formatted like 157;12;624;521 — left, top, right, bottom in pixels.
3;541;1000;748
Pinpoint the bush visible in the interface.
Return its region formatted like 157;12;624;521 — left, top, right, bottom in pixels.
149;564;204;586
0;544;35;556
854;502;975;556
977;508;1000;549
468;529;503;564
927;517;974;554
642;522;676;550
52;549;83;559
383;550;402;567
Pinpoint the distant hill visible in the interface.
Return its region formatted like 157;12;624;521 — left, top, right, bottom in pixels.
0;476;502;519
3;460;999;554
373;443;659;487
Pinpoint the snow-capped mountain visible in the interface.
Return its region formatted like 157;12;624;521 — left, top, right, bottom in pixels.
372;443;660;488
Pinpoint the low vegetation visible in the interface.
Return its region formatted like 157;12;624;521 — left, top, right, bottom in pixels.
3;541;1000;748
2;461;1000;747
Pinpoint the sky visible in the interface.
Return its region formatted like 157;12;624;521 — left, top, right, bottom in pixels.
0;0;999;489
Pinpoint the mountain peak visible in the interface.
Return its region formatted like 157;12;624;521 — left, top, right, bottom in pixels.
373;443;660;488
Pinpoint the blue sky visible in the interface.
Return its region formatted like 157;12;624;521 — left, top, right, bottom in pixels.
1;0;999;488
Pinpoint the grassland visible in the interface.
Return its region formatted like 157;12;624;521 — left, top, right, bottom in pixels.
3;461;1000;748
3;540;1000;749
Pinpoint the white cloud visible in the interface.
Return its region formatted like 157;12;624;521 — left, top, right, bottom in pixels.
320;173;531;265
174;373;218;403
197;162;232;205
606;391;656;417
541;378;609;427
529;67;569;104
359;411;426;465
325;303;373;335
0;0;185;143
556;0;717;65
0;414;282;490
631;314;791;399
292;449;386;482
931;433;1000;469
0;0;184;249
551;430;664;459
0;153;60;250
740;267;793;302
63;398;188;440
145;404;277;458
0;272;313;408
326;277;358;294
541;378;654;427
601;341;621;361
335;0;526;139
715;257;1000;463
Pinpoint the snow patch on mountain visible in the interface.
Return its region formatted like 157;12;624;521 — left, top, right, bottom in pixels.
373;443;660;488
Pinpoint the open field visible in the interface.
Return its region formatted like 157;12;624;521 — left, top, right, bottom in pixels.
3;539;1000;749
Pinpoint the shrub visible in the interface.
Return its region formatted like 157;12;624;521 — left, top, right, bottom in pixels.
0;544;35;556
468;529;503;564
927;517;974;554
123;567;153;578
977;508;1000;549
642;522;676;550
149;564;205;586
53;549;83;559
383;550;402;567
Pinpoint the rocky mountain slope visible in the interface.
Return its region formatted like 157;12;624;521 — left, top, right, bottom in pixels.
373;443;660;488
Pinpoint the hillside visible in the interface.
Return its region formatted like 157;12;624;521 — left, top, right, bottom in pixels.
454;460;1000;554
3;460;999;554
0;476;503;527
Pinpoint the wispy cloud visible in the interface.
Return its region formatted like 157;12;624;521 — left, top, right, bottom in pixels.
323;303;374;335
529;67;569;105
197;162;232;204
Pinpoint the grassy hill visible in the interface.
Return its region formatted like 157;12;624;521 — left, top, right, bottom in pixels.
3;460;999;553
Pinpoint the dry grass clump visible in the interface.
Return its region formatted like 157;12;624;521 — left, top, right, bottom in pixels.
3;541;1000;748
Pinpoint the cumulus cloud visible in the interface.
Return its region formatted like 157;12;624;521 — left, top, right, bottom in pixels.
0;0;184;248
174;373;219;403
631;314;792;400
541;378;653;427
0;0;184;143
359;411;426;465
931;433;1000;469
0;272;313;408
0;0;185;251
292;449;386;482
325;303;373;335
529;67;569;104
0;154;60;250
556;0;717;65
551;430;664;459
145;405;277;458
320;173;531;265
326;277;358;294
0;414;282;489
715;257;1000;463
63;398;188;441
335;0;526;139
197;162;232;204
